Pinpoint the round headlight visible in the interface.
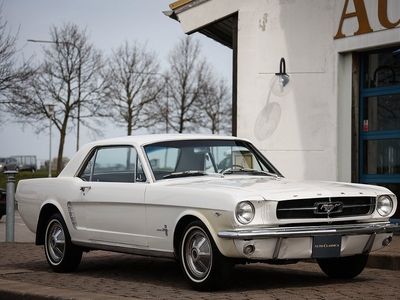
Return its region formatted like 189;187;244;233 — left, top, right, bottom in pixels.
236;201;255;224
377;195;393;217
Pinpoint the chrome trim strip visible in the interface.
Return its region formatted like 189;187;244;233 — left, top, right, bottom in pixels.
72;241;175;259
218;222;400;240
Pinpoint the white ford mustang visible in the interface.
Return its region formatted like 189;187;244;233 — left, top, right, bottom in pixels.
16;134;400;291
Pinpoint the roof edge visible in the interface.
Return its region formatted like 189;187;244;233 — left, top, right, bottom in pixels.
169;0;210;13
169;0;193;10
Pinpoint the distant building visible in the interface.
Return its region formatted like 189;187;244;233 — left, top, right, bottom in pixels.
166;0;400;217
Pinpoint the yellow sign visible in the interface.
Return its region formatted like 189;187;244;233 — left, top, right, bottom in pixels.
335;0;400;39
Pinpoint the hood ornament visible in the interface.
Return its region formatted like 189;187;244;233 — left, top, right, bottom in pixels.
314;202;344;215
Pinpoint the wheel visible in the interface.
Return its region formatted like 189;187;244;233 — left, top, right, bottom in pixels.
44;213;82;272
317;254;369;279
180;220;233;291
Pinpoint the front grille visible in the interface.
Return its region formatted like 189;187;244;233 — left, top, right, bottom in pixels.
276;197;375;219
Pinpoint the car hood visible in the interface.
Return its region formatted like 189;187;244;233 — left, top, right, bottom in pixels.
161;176;390;201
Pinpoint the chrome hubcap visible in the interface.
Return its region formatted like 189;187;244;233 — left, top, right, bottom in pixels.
46;220;65;264
185;228;212;278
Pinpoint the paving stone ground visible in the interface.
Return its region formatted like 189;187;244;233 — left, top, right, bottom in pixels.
0;237;399;300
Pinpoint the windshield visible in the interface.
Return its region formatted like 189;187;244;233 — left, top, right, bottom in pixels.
144;139;282;180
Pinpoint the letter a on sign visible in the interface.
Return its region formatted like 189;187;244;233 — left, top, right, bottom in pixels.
334;0;373;39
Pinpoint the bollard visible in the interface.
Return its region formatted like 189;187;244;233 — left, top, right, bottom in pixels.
5;170;18;242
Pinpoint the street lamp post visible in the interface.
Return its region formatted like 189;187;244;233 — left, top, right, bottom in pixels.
46;104;55;177
28;39;82;151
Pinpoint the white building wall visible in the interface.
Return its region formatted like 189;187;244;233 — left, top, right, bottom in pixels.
172;0;400;181
237;1;338;181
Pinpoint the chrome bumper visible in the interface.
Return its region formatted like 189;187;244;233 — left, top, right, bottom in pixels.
218;222;400;259
218;222;400;240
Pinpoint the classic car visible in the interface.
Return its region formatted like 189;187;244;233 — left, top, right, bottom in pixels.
15;134;400;291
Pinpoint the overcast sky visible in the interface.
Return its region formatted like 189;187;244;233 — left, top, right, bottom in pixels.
1;0;232;166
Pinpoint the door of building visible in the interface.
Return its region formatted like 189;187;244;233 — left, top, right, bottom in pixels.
359;46;400;220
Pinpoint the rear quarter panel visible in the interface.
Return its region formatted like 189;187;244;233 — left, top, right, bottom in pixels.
16;177;86;239
16;178;53;233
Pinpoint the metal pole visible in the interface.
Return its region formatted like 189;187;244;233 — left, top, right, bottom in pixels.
49;115;52;177
77;56;81;151
5;170;18;242
46;104;54;178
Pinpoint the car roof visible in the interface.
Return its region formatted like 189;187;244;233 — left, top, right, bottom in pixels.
83;134;246;148
59;134;250;178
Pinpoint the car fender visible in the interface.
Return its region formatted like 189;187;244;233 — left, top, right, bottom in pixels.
174;207;240;258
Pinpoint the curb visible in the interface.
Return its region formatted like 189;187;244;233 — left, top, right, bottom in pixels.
0;279;127;300
368;252;400;271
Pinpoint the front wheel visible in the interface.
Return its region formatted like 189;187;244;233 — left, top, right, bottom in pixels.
317;254;369;279
180;220;233;291
44;213;82;273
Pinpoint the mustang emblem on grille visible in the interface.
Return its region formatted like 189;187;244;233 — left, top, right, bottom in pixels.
314;202;344;215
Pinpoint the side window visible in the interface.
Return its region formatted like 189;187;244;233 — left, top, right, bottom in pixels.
79;146;146;183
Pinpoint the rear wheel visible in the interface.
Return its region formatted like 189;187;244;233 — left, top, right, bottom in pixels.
44;213;82;272
180;220;233;291
317;254;369;279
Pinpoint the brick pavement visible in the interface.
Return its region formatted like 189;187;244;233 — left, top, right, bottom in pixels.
0;236;399;300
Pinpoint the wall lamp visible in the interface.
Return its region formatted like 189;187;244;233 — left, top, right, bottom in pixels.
270;57;292;96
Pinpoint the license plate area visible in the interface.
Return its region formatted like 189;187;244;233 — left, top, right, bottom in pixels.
312;235;341;258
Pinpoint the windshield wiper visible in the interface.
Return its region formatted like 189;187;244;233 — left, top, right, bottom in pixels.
163;170;223;179
221;167;279;178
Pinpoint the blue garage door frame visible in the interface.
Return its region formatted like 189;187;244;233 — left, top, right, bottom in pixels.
359;46;400;222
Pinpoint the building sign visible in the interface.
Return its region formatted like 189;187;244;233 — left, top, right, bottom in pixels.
335;0;400;39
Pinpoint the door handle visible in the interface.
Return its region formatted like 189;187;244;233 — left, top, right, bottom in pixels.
80;186;91;195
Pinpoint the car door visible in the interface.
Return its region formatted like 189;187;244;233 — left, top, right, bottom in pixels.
78;145;148;247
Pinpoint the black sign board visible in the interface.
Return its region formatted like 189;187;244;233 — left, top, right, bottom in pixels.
312;236;341;258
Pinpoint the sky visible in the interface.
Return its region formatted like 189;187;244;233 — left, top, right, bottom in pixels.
0;0;232;167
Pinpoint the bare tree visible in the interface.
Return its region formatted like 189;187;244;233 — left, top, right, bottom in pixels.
155;36;210;133
102;41;162;135
148;36;232;134
0;6;35;119
6;23;107;174
199;77;232;134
